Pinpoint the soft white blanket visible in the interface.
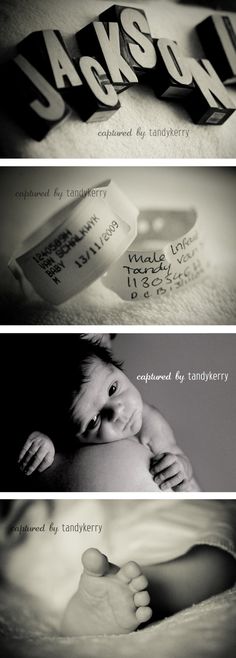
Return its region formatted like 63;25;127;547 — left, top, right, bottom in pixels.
0;0;236;158
2;269;236;325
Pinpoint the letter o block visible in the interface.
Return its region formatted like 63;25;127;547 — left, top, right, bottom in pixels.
153;39;194;98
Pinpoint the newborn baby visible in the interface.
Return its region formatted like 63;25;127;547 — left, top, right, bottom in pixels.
18;336;197;491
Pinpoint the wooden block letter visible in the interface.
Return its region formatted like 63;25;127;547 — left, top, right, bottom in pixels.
153;39;194;98
17;30;83;101
77;21;138;92
1;54;68;140
196;15;236;85
116;7;156;72
186;58;235;124
18;29;119;122
77;56;121;122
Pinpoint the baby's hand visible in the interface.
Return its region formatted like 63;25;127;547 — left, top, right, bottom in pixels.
150;452;192;491
18;432;55;476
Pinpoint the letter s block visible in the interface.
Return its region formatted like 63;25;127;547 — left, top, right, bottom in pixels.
186;58;235;125
1;54;68;141
99;5;157;78
196;15;236;85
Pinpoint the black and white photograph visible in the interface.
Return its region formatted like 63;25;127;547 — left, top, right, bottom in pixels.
2;332;236;492
0;0;236;158
0;499;236;657
1;2;236;655
1;166;236;325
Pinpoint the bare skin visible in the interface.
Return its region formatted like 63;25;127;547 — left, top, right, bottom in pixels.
61;546;236;637
18;360;195;490
61;548;152;636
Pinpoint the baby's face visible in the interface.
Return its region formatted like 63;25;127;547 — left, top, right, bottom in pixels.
71;358;143;444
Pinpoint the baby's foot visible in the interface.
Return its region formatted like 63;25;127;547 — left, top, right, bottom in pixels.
61;548;152;636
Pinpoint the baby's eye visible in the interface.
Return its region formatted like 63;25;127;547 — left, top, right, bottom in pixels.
109;381;118;397
87;414;101;432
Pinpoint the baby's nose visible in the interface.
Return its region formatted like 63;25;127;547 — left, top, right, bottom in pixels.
109;399;125;421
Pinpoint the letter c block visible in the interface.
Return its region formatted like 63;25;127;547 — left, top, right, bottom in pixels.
77;20;138;93
17;29;120;123
75;56;121;122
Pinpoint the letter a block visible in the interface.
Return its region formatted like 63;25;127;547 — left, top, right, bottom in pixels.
17;30;82;103
196;15;236;85
17;30;120;123
186;58;235;124
1;54;68;141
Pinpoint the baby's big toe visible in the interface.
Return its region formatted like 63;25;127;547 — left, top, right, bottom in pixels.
82;548;109;577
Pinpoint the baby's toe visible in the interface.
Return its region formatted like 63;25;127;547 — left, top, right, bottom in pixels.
136;606;152;624
134;590;150;607
129;574;149;593
82;548;109;576
118;561;142;584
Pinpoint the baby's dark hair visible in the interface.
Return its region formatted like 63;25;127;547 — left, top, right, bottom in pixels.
21;335;122;446
67;336;123;419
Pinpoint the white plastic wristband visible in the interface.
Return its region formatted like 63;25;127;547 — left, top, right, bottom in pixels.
9;180;138;305
9;184;208;305
103;208;208;301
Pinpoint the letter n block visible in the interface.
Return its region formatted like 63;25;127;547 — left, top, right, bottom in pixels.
186;58;235;125
196;15;236;85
